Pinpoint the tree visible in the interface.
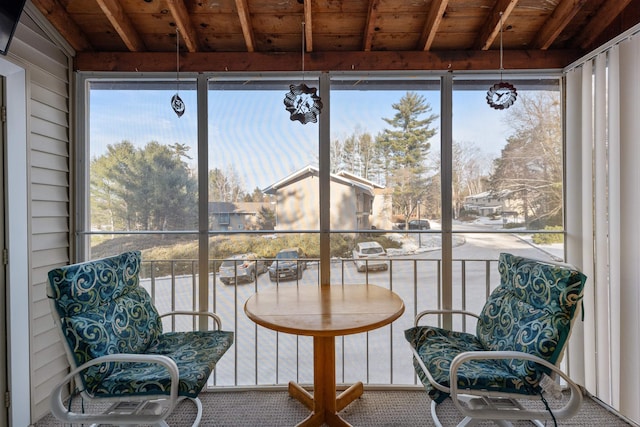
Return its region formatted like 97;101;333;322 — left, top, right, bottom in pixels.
208;165;246;202
376;92;438;224
489;92;562;227
90;141;197;231
137;142;198;230
328;127;382;184
245;187;269;202
91;141;139;231
452;141;492;218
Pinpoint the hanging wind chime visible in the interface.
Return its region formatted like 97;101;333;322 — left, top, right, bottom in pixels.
171;28;186;118
486;12;517;110
284;22;323;124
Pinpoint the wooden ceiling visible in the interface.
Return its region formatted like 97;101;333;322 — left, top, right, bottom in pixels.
31;0;640;73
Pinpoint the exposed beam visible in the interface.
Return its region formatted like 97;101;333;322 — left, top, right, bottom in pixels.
166;0;201;53
474;0;519;51
75;49;583;73
532;0;588;50
304;0;313;52
234;0;255;52
30;0;93;52
575;0;634;49
418;0;449;51
363;0;381;51
94;0;145;52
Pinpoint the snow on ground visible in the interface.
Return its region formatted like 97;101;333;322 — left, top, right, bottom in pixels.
388;217;564;260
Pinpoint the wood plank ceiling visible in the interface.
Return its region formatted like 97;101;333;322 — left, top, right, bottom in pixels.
31;0;640;72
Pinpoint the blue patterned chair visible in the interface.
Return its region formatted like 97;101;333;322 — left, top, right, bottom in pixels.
47;251;234;426
405;253;587;427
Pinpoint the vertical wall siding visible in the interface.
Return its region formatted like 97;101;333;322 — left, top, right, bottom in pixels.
11;9;72;422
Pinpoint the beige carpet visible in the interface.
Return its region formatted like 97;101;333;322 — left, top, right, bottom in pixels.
33;388;633;427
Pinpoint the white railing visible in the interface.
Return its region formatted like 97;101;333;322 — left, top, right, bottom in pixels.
139;256;504;390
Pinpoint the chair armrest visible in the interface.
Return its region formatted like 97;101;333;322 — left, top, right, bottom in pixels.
414;309;480;326
50;353;179;425
159;310;223;330
449;350;583;421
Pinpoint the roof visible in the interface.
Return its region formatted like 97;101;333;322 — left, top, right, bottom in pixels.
262;164;376;196
31;0;640;73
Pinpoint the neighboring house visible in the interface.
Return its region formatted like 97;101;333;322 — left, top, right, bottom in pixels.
209;202;274;230
463;190;519;217
336;171;393;230
263;166;386;231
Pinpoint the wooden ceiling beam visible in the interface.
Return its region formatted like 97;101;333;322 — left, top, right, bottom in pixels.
474;0;519;51
166;0;201;53
304;0;313;52
31;0;93;52
418;0;449;51
532;0;588;50
363;0;381;51
94;0;145;52
575;0;634;49
75;49;582;73
234;0;255;52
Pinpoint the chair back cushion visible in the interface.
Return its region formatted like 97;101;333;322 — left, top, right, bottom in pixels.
476;252;586;383
48;251;162;390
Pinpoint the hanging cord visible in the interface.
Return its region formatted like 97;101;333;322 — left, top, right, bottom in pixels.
499;11;504;81
301;21;306;81
539;390;558;427
176;28;180;94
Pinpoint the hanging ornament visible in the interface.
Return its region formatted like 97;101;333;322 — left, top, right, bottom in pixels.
171;93;185;117
284;22;322;124
486;12;517;110
284;83;323;124
171;28;185;117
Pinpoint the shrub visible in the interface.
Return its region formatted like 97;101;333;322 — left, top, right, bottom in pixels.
532;226;564;245
92;232;403;278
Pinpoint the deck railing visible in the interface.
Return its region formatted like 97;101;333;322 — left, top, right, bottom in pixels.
139;256;503;390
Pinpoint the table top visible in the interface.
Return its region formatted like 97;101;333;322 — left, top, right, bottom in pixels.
244;284;405;337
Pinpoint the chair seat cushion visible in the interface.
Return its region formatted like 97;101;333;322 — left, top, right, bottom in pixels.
89;330;234;398
405;325;538;404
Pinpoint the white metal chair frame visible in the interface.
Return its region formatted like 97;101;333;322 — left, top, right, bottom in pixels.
49;308;223;427
410;309;583;427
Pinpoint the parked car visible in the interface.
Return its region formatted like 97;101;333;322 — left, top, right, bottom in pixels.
268;247;307;282
397;219;431;230
352;241;388;272
219;253;267;285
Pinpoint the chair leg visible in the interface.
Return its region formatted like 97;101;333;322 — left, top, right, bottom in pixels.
431;400;485;427
431;400;444;427
180;396;203;427
456;417;484;427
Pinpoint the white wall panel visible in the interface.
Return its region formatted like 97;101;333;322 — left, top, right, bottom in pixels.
6;5;73;423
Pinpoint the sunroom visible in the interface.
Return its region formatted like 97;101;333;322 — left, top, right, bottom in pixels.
2;1;640;426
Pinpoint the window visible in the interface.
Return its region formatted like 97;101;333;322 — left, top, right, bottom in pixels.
80;73;564;384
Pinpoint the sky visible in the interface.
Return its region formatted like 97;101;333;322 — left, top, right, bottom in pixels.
89;83;514;192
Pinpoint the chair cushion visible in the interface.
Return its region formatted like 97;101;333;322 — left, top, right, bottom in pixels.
405;252;586;404
405;325;536;404
89;330;234;398
48;251;163;392
476;253;586;383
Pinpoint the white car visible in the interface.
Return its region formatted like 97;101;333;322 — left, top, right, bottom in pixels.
219;253;267;285
352;241;388;272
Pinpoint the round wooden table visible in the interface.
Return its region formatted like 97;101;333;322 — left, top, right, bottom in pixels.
244;284;405;427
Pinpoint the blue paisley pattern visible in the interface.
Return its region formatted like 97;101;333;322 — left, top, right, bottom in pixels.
404;252;586;404
48;251;234;398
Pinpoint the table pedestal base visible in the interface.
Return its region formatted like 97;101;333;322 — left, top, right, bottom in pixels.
288;336;364;427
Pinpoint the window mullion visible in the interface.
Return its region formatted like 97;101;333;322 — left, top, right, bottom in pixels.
441;74;453;329
197;74;209;329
